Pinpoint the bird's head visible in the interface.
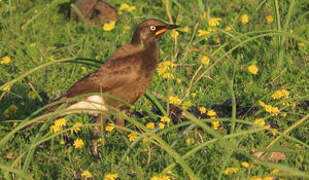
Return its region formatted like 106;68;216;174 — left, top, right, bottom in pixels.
131;19;179;47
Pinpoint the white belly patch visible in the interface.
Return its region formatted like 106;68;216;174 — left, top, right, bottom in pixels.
65;95;107;115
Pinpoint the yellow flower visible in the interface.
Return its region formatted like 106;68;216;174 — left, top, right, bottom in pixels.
207;110;217;117
162;72;174;79
158;122;165;130
34;9;38;14
254;118;265;126
169;96;181;105
198;29;210;37
199;106;207;114
241;14;249;24
241;161;249;168
54;118;66;127
6;153;13;159
160;116;171;123
272;89;290;99
50;125;61;133
248;65;259;75
73;138;84;148
200;56;210;65
208;18;222;27
119;3;130;11
28;91;37;100
207;27;217;32
292;102;296;110
266;16;274;24
263;177;272;180
271;168;279;174
2;85;11;92
224;26;232;31
176;78;182;84
182;26;190;32
170;30;179;38
104;173;118;180
211;121;220;130
150;175;171;180
81;170;93;178
103;21;116;31
81;66;87;73
105;123;115;132
185;137;195;145
191;93;196;97
202;12;207;18
71;122;82;134
224;167;239;175
271;129;277;136
146;122;155;129
127;6;136;12
128;132;137;142
9;104;18;113
298;42;305;47
0;56;11;64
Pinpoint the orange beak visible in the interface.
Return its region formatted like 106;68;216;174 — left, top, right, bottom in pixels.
155;24;180;36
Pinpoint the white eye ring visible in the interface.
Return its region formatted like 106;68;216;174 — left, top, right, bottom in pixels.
150;26;156;31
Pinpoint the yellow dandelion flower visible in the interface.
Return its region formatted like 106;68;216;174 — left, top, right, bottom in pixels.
208;18;222;27
200;56;210;65
9;104;18;113
169;96;181;105
248;65;259;75
81;66;87;73
105;123;115;132
198;29;210;37
103;21;116;31
176;78;182;84
207;27;217;32
54;118;66;127
191;93;196;97
271;129;277;136
104;173;118;180
71;122;82;134
28;91;37;100
207;110;217;117
224;167;239;175
150;175;171;180
271;168;279;174
6;153;13;159
160;116;171;123
170;30;179;38
119;3;130;11
60;139;65;145
258;100;266;107
0;56;11;64
241;161;249;168
263;177;272;180
182;26;190;33
50;125;61;133
224;26;232;31
73;138;84;148
143;137;149;143
2;85;11;92
146;122;155;129
158;122;165;130
266;16;274;24
128;132;137;142
127;6;136;12
254;119;265;126
162;72;174;79
4;109;10;118
241;14;249;24
199;106;207;114
211;121;220;130
81;170;93;178
157;66;168;75
272;89;290;99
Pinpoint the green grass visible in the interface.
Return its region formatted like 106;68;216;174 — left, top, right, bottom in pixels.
1;0;308;179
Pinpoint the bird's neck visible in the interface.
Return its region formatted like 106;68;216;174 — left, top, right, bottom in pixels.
140;41;159;73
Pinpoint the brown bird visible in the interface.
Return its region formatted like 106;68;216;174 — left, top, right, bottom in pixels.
40;19;179;134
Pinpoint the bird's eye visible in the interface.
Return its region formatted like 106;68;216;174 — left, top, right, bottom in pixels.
150;26;156;31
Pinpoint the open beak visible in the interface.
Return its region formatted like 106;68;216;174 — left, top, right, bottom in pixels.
155;24;180;36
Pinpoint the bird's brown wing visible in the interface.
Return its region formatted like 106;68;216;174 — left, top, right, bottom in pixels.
64;56;139;98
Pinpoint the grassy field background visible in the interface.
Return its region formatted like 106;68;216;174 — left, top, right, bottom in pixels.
0;0;308;179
